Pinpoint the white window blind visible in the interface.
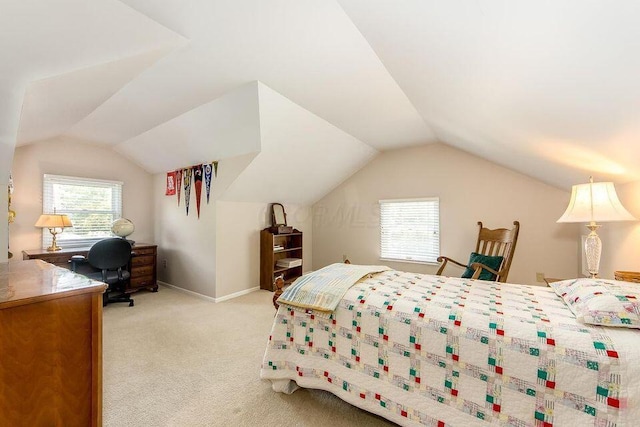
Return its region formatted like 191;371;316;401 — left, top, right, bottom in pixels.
379;198;440;263
42;174;123;249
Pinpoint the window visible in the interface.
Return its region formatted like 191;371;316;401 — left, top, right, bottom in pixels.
379;198;440;263
42;174;122;249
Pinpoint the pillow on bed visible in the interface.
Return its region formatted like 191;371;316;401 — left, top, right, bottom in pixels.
461;252;503;281
550;278;640;328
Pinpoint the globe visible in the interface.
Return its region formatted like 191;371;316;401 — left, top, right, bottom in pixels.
111;218;135;239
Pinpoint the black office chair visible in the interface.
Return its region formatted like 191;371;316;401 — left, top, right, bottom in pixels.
71;238;134;307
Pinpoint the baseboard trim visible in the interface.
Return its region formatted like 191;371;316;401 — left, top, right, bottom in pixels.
214;286;260;303
157;281;259;303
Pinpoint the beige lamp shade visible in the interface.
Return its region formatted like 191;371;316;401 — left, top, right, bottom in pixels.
557;181;636;224
35;214;73;229
35;214;73;252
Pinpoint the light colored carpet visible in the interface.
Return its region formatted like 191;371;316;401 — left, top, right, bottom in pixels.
103;286;394;426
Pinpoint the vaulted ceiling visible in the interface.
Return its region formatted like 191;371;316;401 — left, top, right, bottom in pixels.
2;0;640;202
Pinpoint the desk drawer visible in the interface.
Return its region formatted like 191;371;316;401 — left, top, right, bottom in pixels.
131;255;155;267
130;275;155;288
132;247;156;256
35;253;74;266
132;265;154;277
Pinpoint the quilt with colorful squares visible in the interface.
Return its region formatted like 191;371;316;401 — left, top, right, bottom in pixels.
260;270;640;426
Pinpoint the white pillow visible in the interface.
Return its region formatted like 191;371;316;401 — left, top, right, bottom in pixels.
550;278;640;328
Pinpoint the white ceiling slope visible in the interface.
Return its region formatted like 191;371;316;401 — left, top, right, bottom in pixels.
339;0;640;188
17;47;176;145
115;82;263;174
221;82;378;205
0;0;184;179
0;0;184;83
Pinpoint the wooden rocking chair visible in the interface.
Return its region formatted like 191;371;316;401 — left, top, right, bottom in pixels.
436;221;520;283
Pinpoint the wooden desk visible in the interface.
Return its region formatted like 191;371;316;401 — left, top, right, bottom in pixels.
0;260;107;426
23;243;158;293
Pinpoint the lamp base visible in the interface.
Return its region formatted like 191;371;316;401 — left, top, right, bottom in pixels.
585;223;602;278
46;230;63;252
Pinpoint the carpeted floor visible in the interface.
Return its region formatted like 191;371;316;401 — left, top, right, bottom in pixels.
103;286;394;426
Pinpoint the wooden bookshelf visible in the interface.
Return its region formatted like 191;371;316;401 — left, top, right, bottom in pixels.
260;228;303;291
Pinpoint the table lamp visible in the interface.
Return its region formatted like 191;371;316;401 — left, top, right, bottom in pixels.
35;213;73;252
557;177;636;278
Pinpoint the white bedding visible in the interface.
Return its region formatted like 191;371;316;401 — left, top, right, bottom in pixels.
261;270;640;426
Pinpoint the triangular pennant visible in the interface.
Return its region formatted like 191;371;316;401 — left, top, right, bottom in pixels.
193;164;203;218
183;167;192;216
165;171;177;196
175;169;183;206
204;163;213;204
213;160;218;177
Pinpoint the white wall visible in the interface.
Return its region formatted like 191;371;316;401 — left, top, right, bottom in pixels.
154;171;218;297
9;137;154;255
599;179;640;279
215;201;312;298
312;144;579;285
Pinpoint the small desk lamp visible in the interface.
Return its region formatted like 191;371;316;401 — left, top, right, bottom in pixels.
35;213;73;252
557;177;636;278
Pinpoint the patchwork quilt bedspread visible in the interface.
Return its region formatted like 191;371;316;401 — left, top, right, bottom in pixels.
260;270;640;426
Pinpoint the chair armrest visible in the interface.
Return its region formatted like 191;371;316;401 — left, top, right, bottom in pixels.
436;256;468;276
469;262;501;280
437;256;468;268
69;255;88;272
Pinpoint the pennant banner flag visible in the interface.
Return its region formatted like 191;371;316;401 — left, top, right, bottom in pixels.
193;164;203;218
183;167;192;215
213;160;218;177
204;163;213;204
176;169;183;206
166;171;177;196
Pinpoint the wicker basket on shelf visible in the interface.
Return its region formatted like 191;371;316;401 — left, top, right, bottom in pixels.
614;271;640;283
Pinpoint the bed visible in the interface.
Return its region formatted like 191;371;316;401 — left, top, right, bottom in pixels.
260;264;640;426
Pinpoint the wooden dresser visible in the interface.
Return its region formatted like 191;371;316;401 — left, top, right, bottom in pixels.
0;260;107;426
23;243;158;293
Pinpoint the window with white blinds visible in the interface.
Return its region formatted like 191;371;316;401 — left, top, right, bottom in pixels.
379;198;440;264
42;174;122;249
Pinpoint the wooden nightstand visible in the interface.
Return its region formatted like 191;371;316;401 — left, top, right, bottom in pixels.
614;271;640;283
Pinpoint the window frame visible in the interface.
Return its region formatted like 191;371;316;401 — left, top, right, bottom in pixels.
42;174;123;249
379;197;440;264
